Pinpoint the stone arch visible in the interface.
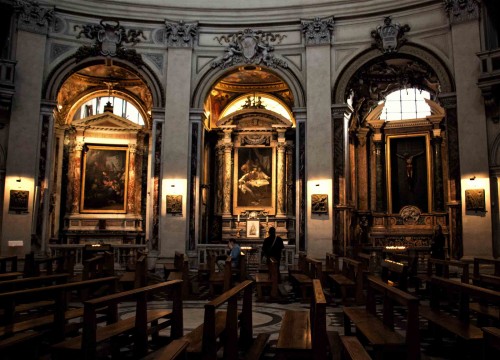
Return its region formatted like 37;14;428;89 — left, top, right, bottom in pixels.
43;55;164;109
191;62;305;111
332;43;455;104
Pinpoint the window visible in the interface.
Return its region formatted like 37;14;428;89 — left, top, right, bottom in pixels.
74;96;144;125
220;93;292;121
380;88;431;121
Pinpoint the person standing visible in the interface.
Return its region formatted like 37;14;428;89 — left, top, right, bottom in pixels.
262;227;284;281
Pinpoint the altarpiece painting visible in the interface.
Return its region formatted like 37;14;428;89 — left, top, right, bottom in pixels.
386;134;431;213
81;145;129;213
233;146;276;214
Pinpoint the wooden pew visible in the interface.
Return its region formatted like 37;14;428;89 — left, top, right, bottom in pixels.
0;273;69;293
276;279;328;360
119;254;147;290
415;258;469;293
0;256;18;273
232;251;247;283
419;276;500;350
255;257;279;301
81;252;114;281
163;251;185;278
166;253;191;299
482;327;500;359
328;257;364;305
343;275;420;360
290;256;322;301
380;259;409;291
141;338;189;360
324;252;340;276
0;276;117;344
339;336;372;360
473;257;500;291
208;255;232;296
52;279;184;360
181;280;262;360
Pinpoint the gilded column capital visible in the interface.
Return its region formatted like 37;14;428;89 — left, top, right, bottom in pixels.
165;20;198;48
301;17;334;46
14;0;53;35
444;0;480;24
129;144;138;154
368;120;386;142
74;142;84;152
356;127;370;146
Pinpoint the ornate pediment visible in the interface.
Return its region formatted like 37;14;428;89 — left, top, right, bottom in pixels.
72;112;142;132
216;109;292;129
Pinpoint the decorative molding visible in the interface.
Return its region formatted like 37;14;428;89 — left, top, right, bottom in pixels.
50;43;73;63
301;16;334;46
241;134;271;146
212;29;288;69
165;20;198;48
74;19;146;65
371;16;410;54
143;53;164;71
444;0;480;24
14;0;53;35
399;205;422;224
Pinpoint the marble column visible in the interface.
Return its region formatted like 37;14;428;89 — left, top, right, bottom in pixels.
215;143;224;215
70;142;83;214
432;136;444;212
445;1;492;258
285;143;294;216
302;16;334;259
276;130;286;217
127;144;137;214
1;1;53;254
161;20;198;257
369;120;386;213
356;128;370;211
221;129;234;217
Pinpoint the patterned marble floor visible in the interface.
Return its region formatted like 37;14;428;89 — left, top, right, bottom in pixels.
114;278;478;360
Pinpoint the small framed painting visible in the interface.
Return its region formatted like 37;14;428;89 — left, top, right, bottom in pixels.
246;219;260;238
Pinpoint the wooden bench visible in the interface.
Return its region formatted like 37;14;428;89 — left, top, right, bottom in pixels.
324;252;340;276
472;257;500;291
119;254;147;290
482;327;500;359
419;276;500;351
328;257;364;305
415;258;469;293
181;280;267;360
380;259;409;291
290;256;322;301
0;276;117;344
339;336;372;360
208;255;232;296
343;275;420;360
255;257;279;301
141;338;189;360
52;279;184;360
0;256;18;273
276;279;329;360
166;253;191;299
0;273;69;293
163;251;185;277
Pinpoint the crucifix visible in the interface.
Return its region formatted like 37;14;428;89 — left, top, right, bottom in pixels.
396;151;424;190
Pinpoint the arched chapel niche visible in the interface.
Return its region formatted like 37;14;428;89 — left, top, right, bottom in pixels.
45;60;155;246
199;66;297;247
333;45;460;258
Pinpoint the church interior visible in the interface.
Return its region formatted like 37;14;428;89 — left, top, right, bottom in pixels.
0;0;499;359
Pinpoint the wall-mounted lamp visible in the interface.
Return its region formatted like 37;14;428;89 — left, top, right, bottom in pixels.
16;177;21;183
315;184;320;187
171;184;175;187
470;176;476;181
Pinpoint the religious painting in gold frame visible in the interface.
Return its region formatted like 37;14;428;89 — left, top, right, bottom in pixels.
385;134;432;214
311;194;328;214
81;145;129;213
246;219;260;238
233;146;276;215
166;195;182;214
465;189;485;212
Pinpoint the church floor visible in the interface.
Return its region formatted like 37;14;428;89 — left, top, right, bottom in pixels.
112;272;476;360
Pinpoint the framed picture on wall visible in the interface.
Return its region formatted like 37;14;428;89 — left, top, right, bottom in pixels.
233;146;276;215
246;219;260;238
81;145;129;213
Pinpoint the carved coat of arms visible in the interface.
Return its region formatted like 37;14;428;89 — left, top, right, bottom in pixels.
98;20;122;56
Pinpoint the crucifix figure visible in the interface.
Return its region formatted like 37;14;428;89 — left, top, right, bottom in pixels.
397;151;424;190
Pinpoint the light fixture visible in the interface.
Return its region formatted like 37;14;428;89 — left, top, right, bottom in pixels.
470;176;476;181
16;177;21;183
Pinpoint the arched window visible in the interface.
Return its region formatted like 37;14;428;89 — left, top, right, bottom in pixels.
380;88;431;121
73;96;145;125
220;93;293;122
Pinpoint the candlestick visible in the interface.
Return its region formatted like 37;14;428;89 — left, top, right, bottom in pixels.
266;215;268;223
237;214;240;222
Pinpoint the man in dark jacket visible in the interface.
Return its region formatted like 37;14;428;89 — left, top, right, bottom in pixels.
262;226;284;281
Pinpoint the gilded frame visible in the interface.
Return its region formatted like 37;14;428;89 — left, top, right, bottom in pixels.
233;146;276;215
385;133;432;214
81;145;129;213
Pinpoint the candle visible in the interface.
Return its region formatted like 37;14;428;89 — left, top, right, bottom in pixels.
266;216;268;223
237;214;240;222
